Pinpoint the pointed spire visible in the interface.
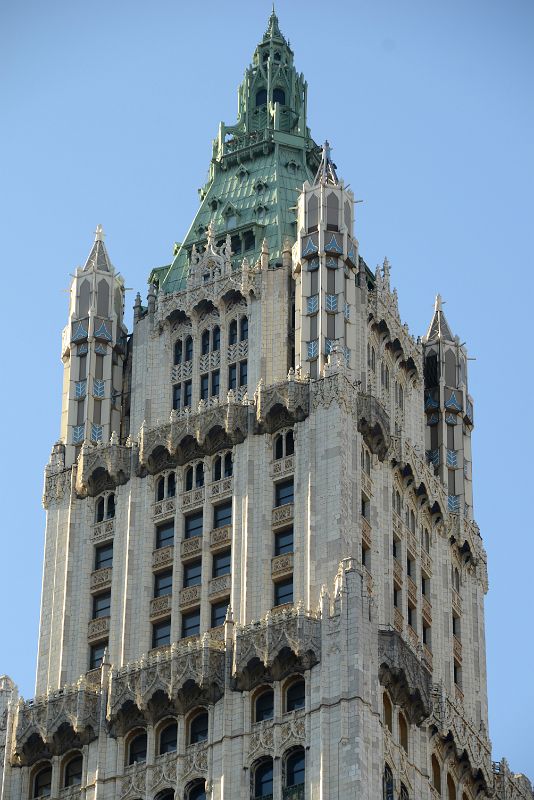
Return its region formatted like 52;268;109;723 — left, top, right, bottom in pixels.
314;141;339;186
83;225;112;272
423;294;454;342
263;6;285;43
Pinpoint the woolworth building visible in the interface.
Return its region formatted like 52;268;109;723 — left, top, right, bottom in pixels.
0;11;531;800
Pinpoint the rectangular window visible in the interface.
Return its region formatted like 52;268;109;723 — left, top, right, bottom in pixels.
211;369;220;397
393;586;401;608
95;354;104;380
183;560;202;587
184;380;192;408
275;479;294;507
92;591;111;619
78;354;87;381
182;608;200;638
362;542;370;569
212;550;231;577
152;618;171;648
407;556;414;577
228;363;237;390
407;605;416;630
392;537;399;560
95;543;113;570
172;384;181;410
275;527;293;555
452;615;460;637
421;575;430;596
239;360;247;386
154;569;173;597
89;641;107;670
184;511;203;539
274;577;293;606
309;315;318;340
423;621;431;647
211;599;229;628
200;374;209;401
156;521;174;549
214;501;232;529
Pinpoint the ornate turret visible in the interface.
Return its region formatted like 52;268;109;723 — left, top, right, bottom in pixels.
292;142;359;379
422;295;475;517
60;226;128;467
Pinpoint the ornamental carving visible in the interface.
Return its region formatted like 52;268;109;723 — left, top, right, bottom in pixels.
88;616;110;641
255;377;309;434
76;440;132;498
90;567;112;592
209;477;233;500
356;393;391;462
181;537;203;559
179;585;202;608
271;553;294;577
272;503;294;528
210;525;232;551
378;629;431;725
109;636;226;731
153;546;174;570
153;497;176;521
183;740;208;777
42;468;72;509
248;710;306;761
150;594;172;619
14;680;100;764
233;607;321;690
91;518;115;543
208;573;231;598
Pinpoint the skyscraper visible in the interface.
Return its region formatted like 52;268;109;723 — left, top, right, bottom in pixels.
0;11;531;800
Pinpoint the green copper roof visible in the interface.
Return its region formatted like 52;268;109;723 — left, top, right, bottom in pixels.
157;11;320;294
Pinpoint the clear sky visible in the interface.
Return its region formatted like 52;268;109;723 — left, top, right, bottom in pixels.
1;0;533;778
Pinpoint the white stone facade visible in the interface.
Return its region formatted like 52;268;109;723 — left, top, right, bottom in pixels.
0;12;532;800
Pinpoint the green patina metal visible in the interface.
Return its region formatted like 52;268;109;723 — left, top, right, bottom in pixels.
154;10;321;294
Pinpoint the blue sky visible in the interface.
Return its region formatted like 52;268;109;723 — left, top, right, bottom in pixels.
1;0;533;777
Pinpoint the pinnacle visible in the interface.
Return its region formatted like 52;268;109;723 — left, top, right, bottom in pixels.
94;224;105;242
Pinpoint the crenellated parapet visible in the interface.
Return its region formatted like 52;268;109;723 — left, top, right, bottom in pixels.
431;683;492;786
13;680;100;765
233;606;321;690
75;437;133;497
378;628;432;725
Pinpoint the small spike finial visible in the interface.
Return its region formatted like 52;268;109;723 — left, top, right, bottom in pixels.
315;140;339;186
435;293;442;312
94;224;105;242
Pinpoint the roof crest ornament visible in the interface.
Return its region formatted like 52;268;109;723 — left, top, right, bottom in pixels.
314;141;339;186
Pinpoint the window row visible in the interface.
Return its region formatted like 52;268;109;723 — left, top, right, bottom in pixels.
32;753;83;798
251;747;305;799
173;317;248;365
126;710;208;765
172;361;247;409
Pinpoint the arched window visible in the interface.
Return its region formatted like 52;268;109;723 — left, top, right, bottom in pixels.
285;748;305;787
273;87;285;105
78;279;91;317
185;336;193;361
326;192;339;230
213;456;222;482
274;434;283;460
398;711;408;752
33;764;52;798
400;783;410;800
128;731;147;765
274;51;281;62
254;688;274;722
286;430;294;456
189;711;208;744
159;721;178;754
240;316;249;341
95;496;105;523
285;679;305;712
185;467;193;492
253;758;273;798
195;463;204;488
201;330;210;355
224;452;233;477
229;319;238;345
256;89;267;107
447;775;457;800
383;764;394;800
168;472;176;497
212;326;220;351
432;755;441;794
174;340;182;365
187;781;206;800
157;476;165;501
155;792;175;800
106;493;115;519
383;692;393;733
64;754;83;787
307;194;319;232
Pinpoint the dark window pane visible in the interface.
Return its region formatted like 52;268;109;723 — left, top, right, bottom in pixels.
95;543;113;570
159;722;177;754
168;472;176;497
190;712;208;743
274;577;293;606
255;690;274;722
172;384;181;410
240;317;248;341
182;608;200;638
64;756;83;787
211;599;229;628
185;467;193;491
129;732;147;765
211;369;220;397
156;522;174;549
201;330;210;355
275;479;294;507
184;380;192;407
152;618;171;648
89;641;107;670
185;512;203;539
286;749;305;786
189;784;206;800
34;767;52;798
195;463;204;487
185;336;193;361
275;528;293;555
274;435;283;459
213;457;222;481
286;680;305;712
96;496;105;523
286;430;294;455
254;760;273;796
154;570;173;597
214;501;232;528
212;550;231;577
244;230;255;251
183;560;202;587
228;363;237;390
200;374;209;401
229;320;238;345
92;591;111;619
239;360;247;386
224;452;233;477
156;476;165;501
106;494;115;519
255;88;267;107
174;340;182;365
273;87;285;104
212;326;220;351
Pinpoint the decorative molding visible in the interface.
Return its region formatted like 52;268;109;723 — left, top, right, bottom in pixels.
76;440;132;498
378;628;431;725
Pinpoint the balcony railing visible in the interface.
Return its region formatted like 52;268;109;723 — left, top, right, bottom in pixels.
179;585;202;609
152;545;174;570
88;616;110;642
181;486;205;509
283;787;305;800
90;567;112;593
208;573;231;598
271;454;295;479
153;496;176;520
150;594;172;619
209;476;233;500
272;502;294;528
407;576;417;606
210;525;232;551
181;536;203;560
90;517;115;543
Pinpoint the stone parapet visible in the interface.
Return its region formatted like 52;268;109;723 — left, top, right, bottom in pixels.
76;439;133;498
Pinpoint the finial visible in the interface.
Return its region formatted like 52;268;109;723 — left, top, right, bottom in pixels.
435;293;442;311
314;140;339;186
94;224;105;242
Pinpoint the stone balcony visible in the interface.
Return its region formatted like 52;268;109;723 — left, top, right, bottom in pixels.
88;616;110;642
210;525;232;551
452;588;462;616
270;454;295;479
108;634;226;731
361;517;372;549
181;486;205;509
208;476;233;501
90;567;112;593
393;558;403;586
152;545;174;570
407;576;417;606
378;628;432;725
271;552;294;579
181;535;203;560
208;573;231;599
272;503;294;529
422;596;432;623
179;585;202;609
150;594;172;620
76;438;132;497
153;496;176;521
90;517;115;543
14;679;101;765
233;607;321;690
